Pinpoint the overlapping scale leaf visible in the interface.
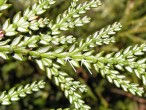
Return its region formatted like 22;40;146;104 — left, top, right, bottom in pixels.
0;0;11;15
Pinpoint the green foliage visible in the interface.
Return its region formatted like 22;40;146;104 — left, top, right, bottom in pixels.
0;0;11;17
0;0;146;109
0;80;45;105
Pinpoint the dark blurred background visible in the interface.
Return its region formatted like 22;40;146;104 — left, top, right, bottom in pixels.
0;0;146;110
